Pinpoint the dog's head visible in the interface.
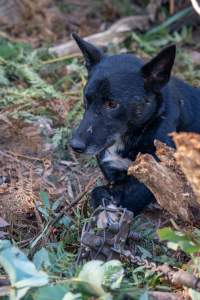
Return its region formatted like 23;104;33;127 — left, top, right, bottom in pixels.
70;34;176;155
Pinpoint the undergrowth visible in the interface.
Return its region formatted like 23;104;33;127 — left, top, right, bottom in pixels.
0;22;200;300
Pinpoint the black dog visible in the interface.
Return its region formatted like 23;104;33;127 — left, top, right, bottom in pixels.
70;33;200;214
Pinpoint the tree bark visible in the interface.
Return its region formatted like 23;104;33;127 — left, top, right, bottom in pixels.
128;140;200;224
173;132;200;205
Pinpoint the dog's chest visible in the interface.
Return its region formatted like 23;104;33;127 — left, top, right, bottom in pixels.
101;139;132;170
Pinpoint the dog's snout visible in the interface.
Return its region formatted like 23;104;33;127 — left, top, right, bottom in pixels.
70;138;86;153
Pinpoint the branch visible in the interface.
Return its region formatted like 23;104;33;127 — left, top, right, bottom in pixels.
157;264;200;292
49;15;149;57
148;291;182;300
128;140;200;224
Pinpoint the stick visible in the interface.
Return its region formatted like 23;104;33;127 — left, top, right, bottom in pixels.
128;140;200;224
49;15;149;57
50;177;98;227
157;264;200;292
148;291;182;300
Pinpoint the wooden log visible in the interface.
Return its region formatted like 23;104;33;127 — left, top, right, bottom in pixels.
148;291;182;300
49;15;149;57
157;264;200;292
128;140;200;224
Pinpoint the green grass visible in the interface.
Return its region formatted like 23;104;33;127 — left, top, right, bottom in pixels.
0;23;200;299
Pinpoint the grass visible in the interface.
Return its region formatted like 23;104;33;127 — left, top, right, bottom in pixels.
0;23;200;299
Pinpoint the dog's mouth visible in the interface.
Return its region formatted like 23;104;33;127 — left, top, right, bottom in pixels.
85;139;116;156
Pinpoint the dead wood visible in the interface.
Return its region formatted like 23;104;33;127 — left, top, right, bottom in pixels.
173;133;200;205
148;291;182;300
128;140;200;224
49;15;149;57
157;264;200;292
50;176;98;228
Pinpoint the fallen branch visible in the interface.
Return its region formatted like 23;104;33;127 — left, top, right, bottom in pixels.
128;140;200;224
49;15;149;57
148;291;182;300
30;176;98;250
50;176;99;227
157;264;200;292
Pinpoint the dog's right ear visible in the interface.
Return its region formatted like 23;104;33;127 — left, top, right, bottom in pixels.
72;33;104;71
141;44;176;91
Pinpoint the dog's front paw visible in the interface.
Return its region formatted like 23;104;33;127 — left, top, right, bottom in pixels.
91;186;116;208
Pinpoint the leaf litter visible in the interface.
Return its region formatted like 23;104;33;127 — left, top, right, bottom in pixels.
0;1;200;299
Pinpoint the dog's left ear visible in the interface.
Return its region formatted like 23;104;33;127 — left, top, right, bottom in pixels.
141;45;176;91
72;33;104;71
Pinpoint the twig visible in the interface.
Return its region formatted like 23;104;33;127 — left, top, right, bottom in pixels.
50;176;98;227
128;140;200;224
49;15;149;57
7;151;44;162
148;291;182;300
157;264;200;292
169;0;175;15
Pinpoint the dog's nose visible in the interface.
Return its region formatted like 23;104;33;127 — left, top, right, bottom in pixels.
69;138;86;153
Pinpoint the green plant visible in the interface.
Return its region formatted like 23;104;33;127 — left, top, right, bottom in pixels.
1;240;139;300
158;227;200;299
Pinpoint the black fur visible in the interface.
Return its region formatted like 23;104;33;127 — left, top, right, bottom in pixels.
70;33;200;214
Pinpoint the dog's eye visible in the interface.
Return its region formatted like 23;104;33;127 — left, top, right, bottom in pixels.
104;100;119;109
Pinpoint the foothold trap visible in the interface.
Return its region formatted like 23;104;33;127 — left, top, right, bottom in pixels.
77;204;134;262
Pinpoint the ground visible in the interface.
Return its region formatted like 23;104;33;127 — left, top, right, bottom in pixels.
0;1;200;299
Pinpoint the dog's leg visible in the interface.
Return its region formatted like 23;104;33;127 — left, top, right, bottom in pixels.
111;177;155;214
91;177;154;215
91;185;115;208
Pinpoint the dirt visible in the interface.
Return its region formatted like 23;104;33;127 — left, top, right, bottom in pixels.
0;117;101;242
1;0;132;47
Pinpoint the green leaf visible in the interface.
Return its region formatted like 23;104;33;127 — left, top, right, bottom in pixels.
52;197;63;211
158;227;200;254
33;248;51;270
158;227;182;242
78;260;124;297
140;291;149;300
0;68;9;86
189;289;200;300
32;284;69;300
103;260;124;290
39;191;50;210
37;206;49;221
146;6;192;36
137;246;152;259
62;292;81;300
78;260;106;296
0;240;48;300
58;216;71;226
